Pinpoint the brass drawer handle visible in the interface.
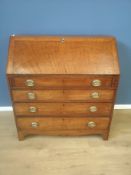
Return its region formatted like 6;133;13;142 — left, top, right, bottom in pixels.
89;106;97;112
92;79;101;87
87;121;96;128
26;79;35;87
27;92;36;100
91;92;100;99
31;122;39;128
29;106;37;113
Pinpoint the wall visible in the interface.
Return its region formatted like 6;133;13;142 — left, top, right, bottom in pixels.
0;0;131;106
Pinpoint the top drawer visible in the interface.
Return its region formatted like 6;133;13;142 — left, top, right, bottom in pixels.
9;75;116;89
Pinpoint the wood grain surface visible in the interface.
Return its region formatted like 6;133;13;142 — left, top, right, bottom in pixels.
6;35;120;140
17;117;109;130
14;102;112;117
12;89;115;102
6;36;120;75
11;75;114;88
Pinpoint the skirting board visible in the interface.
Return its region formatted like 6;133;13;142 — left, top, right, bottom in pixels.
0;105;131;111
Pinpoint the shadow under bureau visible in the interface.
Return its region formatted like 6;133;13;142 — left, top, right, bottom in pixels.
6;36;120;140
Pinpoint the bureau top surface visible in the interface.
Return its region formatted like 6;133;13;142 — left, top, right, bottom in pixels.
7;36;120;75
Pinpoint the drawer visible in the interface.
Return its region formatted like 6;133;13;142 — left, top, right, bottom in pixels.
17;117;109;130
11;76;113;89
14;103;112;117
12;90;115;102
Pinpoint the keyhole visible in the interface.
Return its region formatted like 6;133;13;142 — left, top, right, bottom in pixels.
61;38;64;43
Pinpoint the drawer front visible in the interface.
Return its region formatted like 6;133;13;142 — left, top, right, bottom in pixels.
14;103;112;117
12;90;115;102
17;117;109;130
11;76;113;89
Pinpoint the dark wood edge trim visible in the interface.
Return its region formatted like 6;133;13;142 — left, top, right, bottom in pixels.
15;114;111;118
6;76;20;134
112;75;120;88
107;88;118;136
10;87;117;90
9;35;116;41
7;74;118;77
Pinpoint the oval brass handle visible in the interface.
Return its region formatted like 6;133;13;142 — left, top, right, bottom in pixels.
87;121;96;128
26;79;35;87
92;80;101;87
29;106;37;113
31;122;39;128
89;106;97;112
27;92;36;100
91;92;100;99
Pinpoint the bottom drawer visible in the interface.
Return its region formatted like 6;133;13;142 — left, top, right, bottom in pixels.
17;117;109;131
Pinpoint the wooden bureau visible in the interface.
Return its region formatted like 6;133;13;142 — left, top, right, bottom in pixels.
6;36;120;140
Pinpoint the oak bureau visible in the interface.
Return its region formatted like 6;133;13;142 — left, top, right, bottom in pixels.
6;36;120;140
